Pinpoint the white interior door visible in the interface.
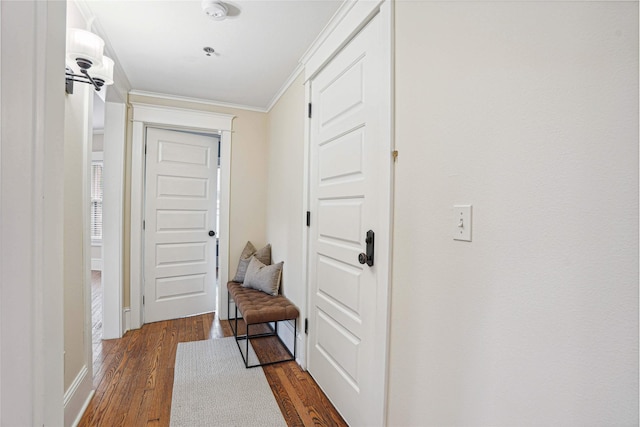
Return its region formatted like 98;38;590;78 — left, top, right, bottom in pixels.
307;10;391;427
144;127;218;323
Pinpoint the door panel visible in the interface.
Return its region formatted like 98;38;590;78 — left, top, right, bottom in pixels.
318;130;365;182
308;10;389;426
317;256;361;313
144;128;217;323
156;242;207;266
155;274;206;299
158;140;211;166
318;57;365;128
156;210;208;231
316;309;361;381
318;200;363;243
156;176;208;199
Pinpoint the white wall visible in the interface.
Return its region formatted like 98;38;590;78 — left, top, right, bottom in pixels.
388;2;638;426
0;1;66;425
266;73;305;305
265;72;306;358
63;70;91;392
62;2;95;425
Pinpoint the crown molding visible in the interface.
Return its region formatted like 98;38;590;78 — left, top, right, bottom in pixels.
265;64;304;113
128;90;268;114
299;0;358;69
264;1;356;113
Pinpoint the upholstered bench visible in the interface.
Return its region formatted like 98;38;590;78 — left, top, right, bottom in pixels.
227;281;299;368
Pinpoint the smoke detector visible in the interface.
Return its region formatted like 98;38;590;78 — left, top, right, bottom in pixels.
202;0;227;21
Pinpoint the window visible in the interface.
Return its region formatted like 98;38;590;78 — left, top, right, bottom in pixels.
91;161;104;240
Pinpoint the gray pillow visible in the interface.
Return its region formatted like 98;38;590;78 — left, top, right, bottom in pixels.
232;242;271;283
243;256;283;296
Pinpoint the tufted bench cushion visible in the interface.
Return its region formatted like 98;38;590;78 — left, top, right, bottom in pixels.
227;281;299;325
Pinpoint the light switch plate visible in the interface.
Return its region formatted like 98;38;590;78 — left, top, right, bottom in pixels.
453;205;472;241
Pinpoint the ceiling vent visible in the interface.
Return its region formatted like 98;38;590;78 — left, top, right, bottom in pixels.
202;0;228;21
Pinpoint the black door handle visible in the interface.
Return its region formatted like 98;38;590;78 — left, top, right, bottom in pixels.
358;230;374;267
209;230;216;237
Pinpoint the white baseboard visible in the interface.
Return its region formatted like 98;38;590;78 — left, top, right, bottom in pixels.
228;300;236;318
64;365;94;427
123;307;131;334
90;258;103;271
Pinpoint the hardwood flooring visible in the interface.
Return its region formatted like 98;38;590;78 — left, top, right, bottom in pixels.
78;309;347;426
91;271;103;370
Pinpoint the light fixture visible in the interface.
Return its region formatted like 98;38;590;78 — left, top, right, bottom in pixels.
202;0;227;20
65;28;114;94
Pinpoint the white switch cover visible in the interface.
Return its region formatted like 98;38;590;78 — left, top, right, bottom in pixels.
453;205;472;241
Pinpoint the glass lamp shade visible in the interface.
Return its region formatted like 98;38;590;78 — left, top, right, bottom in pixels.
92;56;114;86
66;28;104;70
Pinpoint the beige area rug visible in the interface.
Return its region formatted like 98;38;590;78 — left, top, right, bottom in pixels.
170;337;287;427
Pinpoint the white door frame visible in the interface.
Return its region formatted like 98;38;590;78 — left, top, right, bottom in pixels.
74;0;132;339
301;0;394;424
101;101;127;338
129;103;234;328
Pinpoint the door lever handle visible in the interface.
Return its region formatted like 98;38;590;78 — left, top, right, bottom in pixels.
358;230;374;267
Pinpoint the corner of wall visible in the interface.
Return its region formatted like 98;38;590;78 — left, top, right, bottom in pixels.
63;366;93;427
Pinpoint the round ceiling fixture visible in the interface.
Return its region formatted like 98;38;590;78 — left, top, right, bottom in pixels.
202;0;227;21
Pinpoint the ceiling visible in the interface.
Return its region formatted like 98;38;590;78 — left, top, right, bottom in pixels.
81;0;343;110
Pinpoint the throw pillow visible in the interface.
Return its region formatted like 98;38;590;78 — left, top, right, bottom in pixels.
232;242;272;283
243;256;283;296
232;241;256;283
253;243;272;265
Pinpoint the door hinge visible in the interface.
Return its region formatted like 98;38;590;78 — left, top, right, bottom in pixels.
144;142;147;155
308;103;312;118
142;295;145;305
143;220;145;230
306;211;311;227
304;318;308;334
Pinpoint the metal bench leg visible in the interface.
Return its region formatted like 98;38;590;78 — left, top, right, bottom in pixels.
294;320;297;359
245;323;250;368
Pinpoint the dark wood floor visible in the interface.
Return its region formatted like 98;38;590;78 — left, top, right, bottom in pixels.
80;278;346;426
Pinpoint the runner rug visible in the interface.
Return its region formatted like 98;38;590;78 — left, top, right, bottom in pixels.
170;337;286;427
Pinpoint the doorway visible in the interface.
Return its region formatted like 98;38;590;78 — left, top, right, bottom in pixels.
128;103;234;330
91;93;106;368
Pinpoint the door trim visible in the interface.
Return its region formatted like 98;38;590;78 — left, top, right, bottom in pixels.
301;0;394;424
129;103;234;328
102;101;127;339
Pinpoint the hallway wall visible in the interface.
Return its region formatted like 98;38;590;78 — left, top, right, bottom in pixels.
63;0;93;403
388;2;639;425
0;1;66;424
265;73;306;312
63;82;92;391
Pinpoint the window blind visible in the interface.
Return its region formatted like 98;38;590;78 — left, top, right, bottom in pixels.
91;162;103;240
